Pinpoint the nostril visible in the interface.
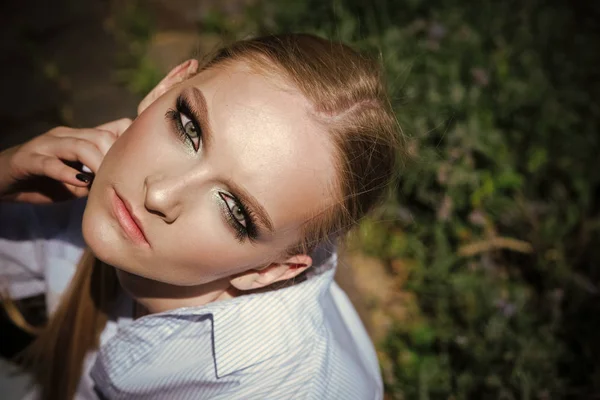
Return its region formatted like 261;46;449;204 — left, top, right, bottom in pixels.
146;208;167;219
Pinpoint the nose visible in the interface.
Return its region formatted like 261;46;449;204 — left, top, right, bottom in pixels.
143;174;186;223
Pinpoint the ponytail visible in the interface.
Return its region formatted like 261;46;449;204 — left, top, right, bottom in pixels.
18;249;118;400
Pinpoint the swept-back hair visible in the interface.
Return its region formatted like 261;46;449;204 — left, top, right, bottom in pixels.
17;33;402;399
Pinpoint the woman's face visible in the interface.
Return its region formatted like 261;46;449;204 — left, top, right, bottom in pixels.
83;63;335;287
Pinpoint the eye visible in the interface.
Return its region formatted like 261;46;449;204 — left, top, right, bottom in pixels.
220;192;247;228
179;112;201;150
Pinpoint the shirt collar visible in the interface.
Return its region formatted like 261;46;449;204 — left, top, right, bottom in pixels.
149;243;336;377
95;246;337;384
212;256;336;377
125;248;337;379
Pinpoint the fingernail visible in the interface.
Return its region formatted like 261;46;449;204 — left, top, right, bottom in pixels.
76;173;91;183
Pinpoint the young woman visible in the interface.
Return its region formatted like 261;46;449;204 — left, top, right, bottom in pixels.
0;34;400;399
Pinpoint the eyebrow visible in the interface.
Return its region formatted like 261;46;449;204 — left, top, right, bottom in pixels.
185;87;213;149
223;178;275;235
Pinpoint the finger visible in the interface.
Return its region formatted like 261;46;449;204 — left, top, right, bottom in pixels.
64;183;91;198
12;192;54;204
60;128;118;156
30;177;83;202
46;137;105;173
95;118;133;137
29;155;92;187
50;127;121;159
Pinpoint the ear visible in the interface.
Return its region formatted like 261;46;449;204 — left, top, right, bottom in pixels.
137;59;199;115
229;255;313;291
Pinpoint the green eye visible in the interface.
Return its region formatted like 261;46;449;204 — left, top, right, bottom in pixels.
178;112;201;152
219;192;248;228
184;121;198;138
231;205;245;224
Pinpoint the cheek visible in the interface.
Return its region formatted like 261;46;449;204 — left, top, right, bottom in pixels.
157;230;247;284
103;101;175;167
155;216;278;285
104;122;157;167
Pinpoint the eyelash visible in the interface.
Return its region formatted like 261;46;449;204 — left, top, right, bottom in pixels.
218;191;259;242
165;95;202;152
165;94;259;243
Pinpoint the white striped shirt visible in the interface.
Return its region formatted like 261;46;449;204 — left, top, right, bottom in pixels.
0;199;383;399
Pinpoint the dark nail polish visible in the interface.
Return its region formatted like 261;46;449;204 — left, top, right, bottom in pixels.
76;173;91;183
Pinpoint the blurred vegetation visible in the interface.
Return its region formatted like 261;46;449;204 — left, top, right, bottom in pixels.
111;0;161;96
118;0;600;398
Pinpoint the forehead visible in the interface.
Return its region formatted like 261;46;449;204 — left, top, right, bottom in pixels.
188;64;336;235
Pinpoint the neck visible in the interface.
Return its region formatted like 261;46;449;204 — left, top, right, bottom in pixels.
115;269;237;314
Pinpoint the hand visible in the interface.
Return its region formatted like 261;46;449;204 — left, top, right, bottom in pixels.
0;118;132;203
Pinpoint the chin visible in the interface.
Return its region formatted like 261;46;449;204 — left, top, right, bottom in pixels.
82;203;156;283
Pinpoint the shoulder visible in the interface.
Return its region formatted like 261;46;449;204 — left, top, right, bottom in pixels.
0;197;86;245
214;254;382;399
0;198;86;301
213;271;383;399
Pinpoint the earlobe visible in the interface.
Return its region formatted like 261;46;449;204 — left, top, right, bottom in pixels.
229;255;313;292
137;59;199;115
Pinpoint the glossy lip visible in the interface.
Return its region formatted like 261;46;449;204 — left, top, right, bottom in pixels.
111;187;150;247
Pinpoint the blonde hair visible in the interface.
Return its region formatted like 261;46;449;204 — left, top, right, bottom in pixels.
16;33;402;399
204;34;400;253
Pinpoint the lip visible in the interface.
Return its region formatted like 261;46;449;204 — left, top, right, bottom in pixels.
111;187;150;247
